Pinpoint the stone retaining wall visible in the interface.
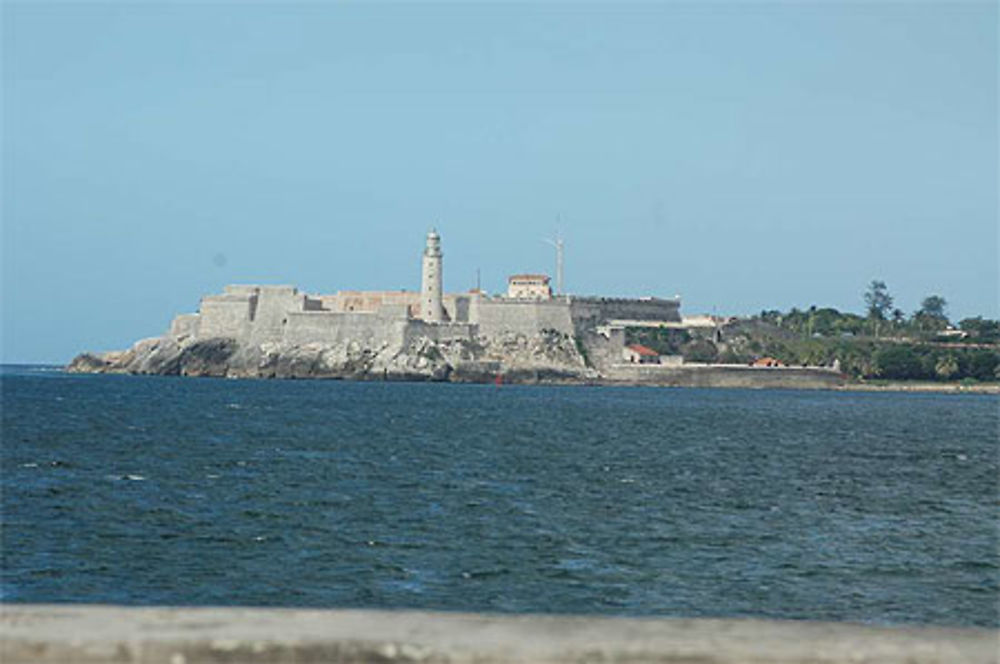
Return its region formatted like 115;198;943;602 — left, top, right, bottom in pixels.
1;605;994;664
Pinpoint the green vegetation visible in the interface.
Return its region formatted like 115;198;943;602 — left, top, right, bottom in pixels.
625;281;999;383
682;339;719;363
624;328;689;356
574;335;591;367
863;280;893;338
958;316;1000;343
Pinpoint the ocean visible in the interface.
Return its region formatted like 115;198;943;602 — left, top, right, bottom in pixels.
1;365;997;627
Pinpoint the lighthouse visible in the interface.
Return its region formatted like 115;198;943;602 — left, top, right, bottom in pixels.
420;229;444;322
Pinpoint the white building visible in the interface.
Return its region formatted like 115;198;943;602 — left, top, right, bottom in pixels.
507;274;552;300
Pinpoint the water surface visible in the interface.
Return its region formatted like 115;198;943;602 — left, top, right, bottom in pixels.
2;366;997;626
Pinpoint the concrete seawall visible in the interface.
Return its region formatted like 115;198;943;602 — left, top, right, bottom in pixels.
1;605;996;663
603;363;846;389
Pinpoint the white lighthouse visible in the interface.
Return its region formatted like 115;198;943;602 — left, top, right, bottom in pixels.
420;229;444;322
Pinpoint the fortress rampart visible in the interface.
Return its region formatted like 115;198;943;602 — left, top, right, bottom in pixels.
159;231;684;365
476;297;575;337
283;312;408;348
177;286;680;351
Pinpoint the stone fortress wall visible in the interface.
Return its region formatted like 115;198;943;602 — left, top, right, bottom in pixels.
283;312;407;348
476;297;575;337
169;232;681;351
179;287;680;350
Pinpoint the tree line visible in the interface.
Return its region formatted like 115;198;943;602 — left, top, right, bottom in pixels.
759;281;998;342
626;280;999;382
752;281;998;381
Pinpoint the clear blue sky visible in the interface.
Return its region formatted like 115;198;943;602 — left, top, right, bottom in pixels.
3;2;997;363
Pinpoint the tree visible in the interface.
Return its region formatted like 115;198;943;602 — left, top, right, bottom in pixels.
864;280;893;319
959;317;1000;342
914;295;949;333
682;339;718;363
918;295;948;321
864;280;894;337
935;354;959;380
874;345;926;380
965;350;1000;381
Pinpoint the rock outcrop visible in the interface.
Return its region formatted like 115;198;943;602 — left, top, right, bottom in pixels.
67;329;598;384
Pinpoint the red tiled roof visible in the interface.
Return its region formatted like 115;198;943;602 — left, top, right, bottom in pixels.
627;344;659;357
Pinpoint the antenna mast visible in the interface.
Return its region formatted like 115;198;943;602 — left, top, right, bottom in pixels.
543;228;565;296
555;233;564;296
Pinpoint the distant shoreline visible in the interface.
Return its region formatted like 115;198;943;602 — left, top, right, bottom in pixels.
835;380;1000;395
594;375;999;395
7;362;995;395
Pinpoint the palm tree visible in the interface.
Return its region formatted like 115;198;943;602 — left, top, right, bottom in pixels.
935;355;959;380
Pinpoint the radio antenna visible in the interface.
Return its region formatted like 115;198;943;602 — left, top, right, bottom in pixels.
542;229;565;296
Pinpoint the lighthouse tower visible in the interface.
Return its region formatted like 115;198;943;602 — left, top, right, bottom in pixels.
420;229;444;322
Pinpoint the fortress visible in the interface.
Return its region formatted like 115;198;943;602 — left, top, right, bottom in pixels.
166;230;682;353
70;230;845;387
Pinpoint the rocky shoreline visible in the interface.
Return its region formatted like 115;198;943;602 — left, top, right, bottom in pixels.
66;330;598;384
68;331;999;393
68;330;833;389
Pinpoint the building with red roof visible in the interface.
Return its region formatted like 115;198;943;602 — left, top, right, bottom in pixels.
623;344;661;364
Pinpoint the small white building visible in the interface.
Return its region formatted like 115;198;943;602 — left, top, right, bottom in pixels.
507;274;552;300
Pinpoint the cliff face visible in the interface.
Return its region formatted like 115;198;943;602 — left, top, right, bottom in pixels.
67;329;596;384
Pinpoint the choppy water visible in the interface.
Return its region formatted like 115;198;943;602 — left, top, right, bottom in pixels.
1;366;997;626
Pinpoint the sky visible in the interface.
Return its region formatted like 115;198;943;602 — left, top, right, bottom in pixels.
2;1;997;364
